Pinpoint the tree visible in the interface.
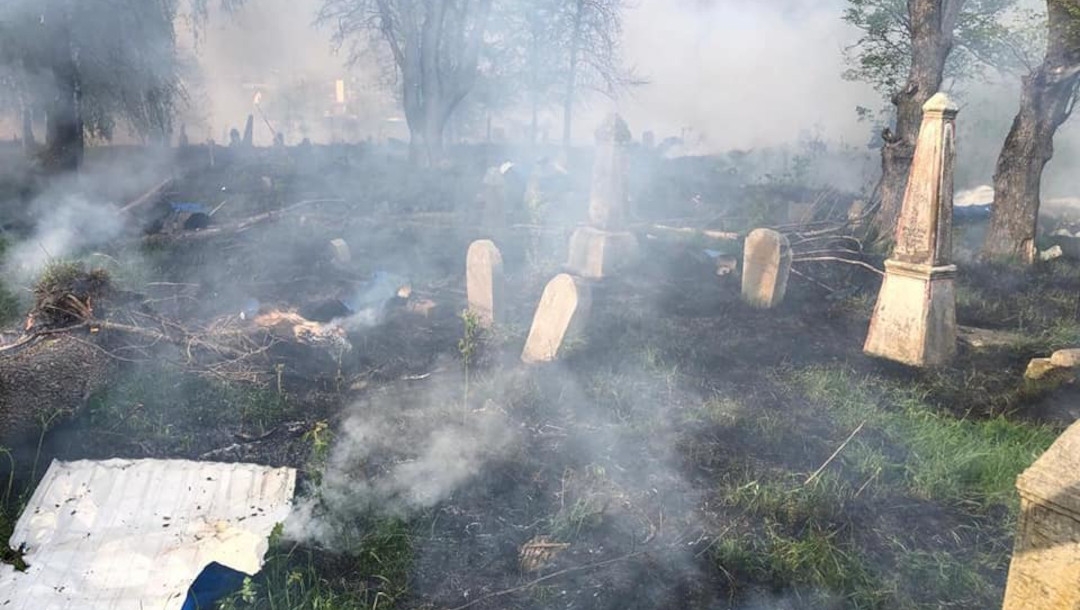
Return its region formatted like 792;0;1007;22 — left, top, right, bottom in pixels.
0;0;242;172
319;0;494;166
556;0;638;148
983;0;1080;263
843;0;1023;241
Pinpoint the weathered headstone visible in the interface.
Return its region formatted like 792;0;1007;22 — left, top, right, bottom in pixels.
642;130;656;150
329;238;351;266
1002;420;1080;610
864;93;959;367
242;115;254;147
566;114;640;279
521;274;591;363
479;165;507;232
741;229;792;308
466;240;504;328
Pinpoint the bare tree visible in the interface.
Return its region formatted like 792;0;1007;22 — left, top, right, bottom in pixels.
983;0;1080;263
319;0;494;166
557;0;638;148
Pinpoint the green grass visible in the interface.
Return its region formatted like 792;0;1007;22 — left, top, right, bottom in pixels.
0;238;22;326
791;365;1058;508
711;524;888;608
720;473;856;530
86;362;290;453
220;518;414;610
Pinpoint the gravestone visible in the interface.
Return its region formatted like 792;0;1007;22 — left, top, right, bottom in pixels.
1002;419;1080;610
642;130;656;150
566;114;639;279
521;274;591;364
864;93;959;367
329;239;350;266
466;240;504;328
741;229;792;308
479;166;507;232
242;115;254;147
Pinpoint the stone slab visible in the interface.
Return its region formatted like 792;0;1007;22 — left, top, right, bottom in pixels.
1003;420;1080;610
466;240;504;328
521;274;591;364
566;227;639;280
863;260;957;367
741;228;792;309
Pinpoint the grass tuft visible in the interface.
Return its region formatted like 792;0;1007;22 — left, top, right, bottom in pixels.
791;365;1058;508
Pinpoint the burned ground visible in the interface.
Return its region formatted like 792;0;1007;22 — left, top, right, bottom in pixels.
0;144;1075;609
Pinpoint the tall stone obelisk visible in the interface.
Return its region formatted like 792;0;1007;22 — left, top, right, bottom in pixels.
565;113;639;279
864;93;958;367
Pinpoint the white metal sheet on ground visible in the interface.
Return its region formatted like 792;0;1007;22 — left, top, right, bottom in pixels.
0;458;296;610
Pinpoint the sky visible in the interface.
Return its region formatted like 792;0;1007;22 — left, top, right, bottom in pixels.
162;0;1080;194
607;0;879;150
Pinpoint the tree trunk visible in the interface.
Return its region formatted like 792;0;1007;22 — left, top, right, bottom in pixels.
983;0;1080;263
562;0;585;149
21;108;35;152
44;25;83;173
872;0;964;242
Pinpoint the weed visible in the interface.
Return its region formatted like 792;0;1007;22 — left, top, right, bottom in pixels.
85;362;290;454
888;544;998;608
302;421;332;487
711;524;888;608
721;474;854;530
222;517;414;610
458;309;480;409
0;446;27;571
0;238;20;327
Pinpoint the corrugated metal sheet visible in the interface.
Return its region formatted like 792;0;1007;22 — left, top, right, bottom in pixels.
0;458;296;610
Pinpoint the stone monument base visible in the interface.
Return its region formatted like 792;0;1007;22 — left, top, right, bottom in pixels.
565;227;638;279
1002;420;1080;610
864;259;957;367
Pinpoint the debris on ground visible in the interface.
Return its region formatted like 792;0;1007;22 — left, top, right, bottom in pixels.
0;459;296;610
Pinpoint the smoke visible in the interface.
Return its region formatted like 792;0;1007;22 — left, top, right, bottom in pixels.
1;149;177;286
5;191;126;279
285;365;520;545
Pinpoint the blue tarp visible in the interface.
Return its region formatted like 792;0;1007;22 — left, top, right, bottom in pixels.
182;562;249;610
954;203;992;222
170;202;209;214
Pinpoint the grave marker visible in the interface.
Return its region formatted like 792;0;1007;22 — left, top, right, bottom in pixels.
1002;420;1080;610
521;274;591;363
741;229;792;308
864;93;959;367
566;114;639;279
466;240;504;328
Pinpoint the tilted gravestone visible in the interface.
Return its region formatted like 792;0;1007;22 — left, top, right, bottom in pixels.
566;114;639;279
864;92;959;367
521;274;591;364
1002;419;1080;610
741;229;792;309
466;240;504;328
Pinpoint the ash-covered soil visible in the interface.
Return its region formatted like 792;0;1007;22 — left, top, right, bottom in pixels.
0;144;1075;609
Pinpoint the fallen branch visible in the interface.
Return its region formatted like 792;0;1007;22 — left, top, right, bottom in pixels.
790;268;836;293
644;224;741;242
199;421;307;459
142;199;346;243
445;550;648;610
119;178;174;214
792;256;884;276
805;421;866;485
